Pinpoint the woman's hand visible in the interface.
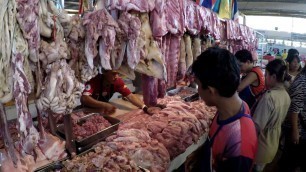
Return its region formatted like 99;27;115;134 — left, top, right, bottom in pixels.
291;127;300;144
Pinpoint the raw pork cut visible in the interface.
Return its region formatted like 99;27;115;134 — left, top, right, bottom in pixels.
83;8;118;69
37;59;84;114
117;12;141;69
38;39;70;68
184;35;193;70
150;0;168;37
165;0;185;35
110;18;127;70
159;34;181;88
185;0;201;35
73;115;112;140
63;143;141;171
105;129;170;172
107;0;155;12
168;35;181;87
177;37;187;80
157;79;167;98
16;0;39;63
142;74;158;107
192;37;201;61
66;15;87;81
12;34;39;156
117;96;216;159
0;104;18;166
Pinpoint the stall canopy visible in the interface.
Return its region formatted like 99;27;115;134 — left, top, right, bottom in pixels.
238;0;306;18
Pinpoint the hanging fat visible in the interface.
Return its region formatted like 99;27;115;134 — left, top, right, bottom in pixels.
192;37;201;61
135;38;167;80
177;37;186;80
135;13;167;80
184;35;193;70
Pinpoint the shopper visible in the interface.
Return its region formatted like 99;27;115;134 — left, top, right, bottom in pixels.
287;48;299;59
280;65;306;172
282;49;288;59
187;47;257;172
284;54;302;89
251;59;291;172
235;49;265;108
81;70;153;115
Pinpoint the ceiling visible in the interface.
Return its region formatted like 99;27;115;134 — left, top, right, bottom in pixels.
238;0;306;18
64;0;79;14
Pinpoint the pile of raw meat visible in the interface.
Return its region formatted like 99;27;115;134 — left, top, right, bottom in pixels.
105;129;170;172
63;143;141;171
70;111;88;123
64;96;215;172
73;115;112;140
118;96;215;159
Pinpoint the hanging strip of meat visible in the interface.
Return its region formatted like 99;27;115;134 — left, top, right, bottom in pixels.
0;104;18;166
12;52;40;156
142;74;158;107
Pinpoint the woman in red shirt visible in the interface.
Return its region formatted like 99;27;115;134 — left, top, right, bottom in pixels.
235;49;265;108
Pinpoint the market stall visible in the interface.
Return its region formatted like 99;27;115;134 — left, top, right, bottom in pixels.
0;0;258;171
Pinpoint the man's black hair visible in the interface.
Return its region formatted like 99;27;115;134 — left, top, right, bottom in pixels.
192;47;240;98
235;49;253;63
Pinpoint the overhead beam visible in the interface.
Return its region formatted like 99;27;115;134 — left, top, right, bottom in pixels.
241;9;306;18
238;1;306;18
238;0;306;4
239;2;306;11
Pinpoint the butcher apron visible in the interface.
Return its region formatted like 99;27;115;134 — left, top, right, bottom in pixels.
188;105;250;172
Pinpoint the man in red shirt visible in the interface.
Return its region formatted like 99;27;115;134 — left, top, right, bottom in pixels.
81;70;150;115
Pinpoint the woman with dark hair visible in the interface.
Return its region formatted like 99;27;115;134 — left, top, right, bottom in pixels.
287;48;299;59
285;55;302;88
280;65;306;172
251;59;291;172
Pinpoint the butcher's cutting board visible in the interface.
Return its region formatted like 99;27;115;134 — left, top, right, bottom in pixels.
109;94;143;117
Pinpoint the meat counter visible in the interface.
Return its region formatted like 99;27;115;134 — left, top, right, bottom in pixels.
108;95;211;172
36;94;212;171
